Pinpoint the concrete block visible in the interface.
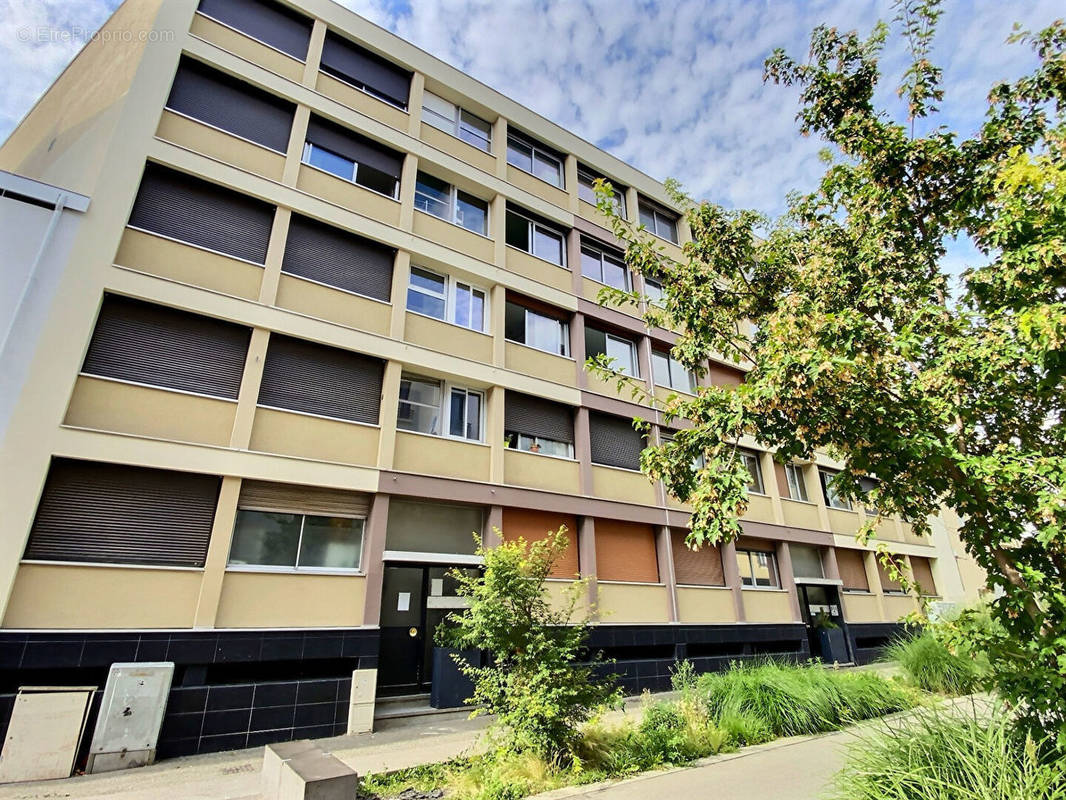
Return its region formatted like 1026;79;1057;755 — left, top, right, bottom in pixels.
347;701;374;735
350;669;377;704
278;751;358;800
261;740;318;800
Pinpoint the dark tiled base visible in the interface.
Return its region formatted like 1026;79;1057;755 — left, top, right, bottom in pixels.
846;622;909;665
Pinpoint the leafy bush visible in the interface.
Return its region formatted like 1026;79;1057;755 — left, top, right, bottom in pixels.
830;707;1066;800
885;628;987;695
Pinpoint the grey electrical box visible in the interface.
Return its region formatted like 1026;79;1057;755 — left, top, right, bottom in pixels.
86;663;174;774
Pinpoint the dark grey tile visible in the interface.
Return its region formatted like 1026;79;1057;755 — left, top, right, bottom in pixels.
201;708;251;737
166;687;207;714
197;732;247;754
252;682;297;708
294;702;335;728
206;684;254;711
296;680;336;705
250;705;295;732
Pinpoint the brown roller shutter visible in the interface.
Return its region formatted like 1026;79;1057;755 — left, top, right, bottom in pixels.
257;335;384;424
595;520;658;583
24;459;220;567
320;32;411;108
589;411;645;470
736;536;776;553
836;549;870;591
238;480;370;517
83;295;250;399
671;530;724;586
910;556;937;596
305;116;404;180
504;392;574;443
877;555;905;593
197;0;312;60
501;509;579;579
282;215;395;301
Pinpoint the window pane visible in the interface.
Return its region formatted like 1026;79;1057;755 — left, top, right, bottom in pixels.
505;211;529;250
742;452;764;493
670;357;694;392
505;301;525;342
652;352;671;386
578;175;597;205
612;188;626;216
407;289;445;319
229;510;301;567
470;289;485;332
449;388;466;438
410;266;446;295
533;226;563;265
516;434;570;458
645;278;664;304
752;552;776;586
639;204;656;230
602;254;627;290
526;311;562;353
355;163;397;197
298;515;362;569
422;106;455;134
456;191;488;234
606;335;635;375
736;550;754;586
656;211;679;243
453;283;471;328
307;145;354;181
584;327;606;359
459;111;491;151
414;173;450;219
465;392;481;440
581;247;603;281
397;377;441;434
786;464;809;502
533;151;562;186
506;137;532;172
422;91;455;123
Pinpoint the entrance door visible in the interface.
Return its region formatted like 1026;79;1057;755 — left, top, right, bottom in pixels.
798;584;849;662
378;564;477;695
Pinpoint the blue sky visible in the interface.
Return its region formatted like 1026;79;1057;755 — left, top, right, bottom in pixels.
2;0;1062;273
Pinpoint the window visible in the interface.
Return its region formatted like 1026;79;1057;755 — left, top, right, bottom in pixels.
651;350;695;393
784;463;810;502
422;91;491;152
406;266;486;331
320;31;411;109
577;167;625;215
580;242;629;290
505;301;569;355
819;469;852;510
414;172;488;234
507;130;563;187
589;412;646;470
303;141;399;197
397;374;482;441
740;449;765;494
638;200;679;243
303;117;403;198
229;509;363;571
197;0;312;60
506;208;567;266
790;544;824;579
736;548;780;588
644;276;665;305
585;327;638;376
504;393;574;457
283;214;395;302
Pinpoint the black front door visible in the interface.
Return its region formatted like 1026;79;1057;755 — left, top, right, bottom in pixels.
798;584;849;662
378;564;478;695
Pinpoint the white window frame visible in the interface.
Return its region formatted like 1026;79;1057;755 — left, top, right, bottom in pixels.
506;208;567;267
506;131;564;187
301;141;399;200
784;463;810;502
421;90;491;152
507;303;570;356
740;449;765;494
588;328;638;377
820;469;852;510
736;548;781;589
577;167;626;215
228;507;366;573
652;350;694;393
407;266;488;332
638;201;679;243
580;242;629;290
397;372;484;442
413;172;489;235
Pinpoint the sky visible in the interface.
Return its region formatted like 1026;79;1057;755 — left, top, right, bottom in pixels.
2;0;1062;273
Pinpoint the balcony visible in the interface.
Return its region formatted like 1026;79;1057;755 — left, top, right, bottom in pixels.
275;274;391;335
404;313;493;363
828;507;862;536
315;71;409;132
191;12;305;83
155;110;286;181
249;407;380;466
596;582;671;624
393;431;491;482
504;341;576;386
114;228;263;299
215;572;366;628
741;588;794;623
64;376;237;446
841;591;883;623
781;498;822;530
412;210;494;263
591;464;657;506
676;586;737;624
741;493;776;524
504;448;579;494
505;164;570;210
504;247;572;293
419;122;496;176
296;164;402;228
584;370;646;403
581;277;641;317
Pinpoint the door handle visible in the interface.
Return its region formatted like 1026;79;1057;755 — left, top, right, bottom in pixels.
408;627;419;638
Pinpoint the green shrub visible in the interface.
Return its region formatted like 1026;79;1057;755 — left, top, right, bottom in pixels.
830;707;1066;800
885;629;986;695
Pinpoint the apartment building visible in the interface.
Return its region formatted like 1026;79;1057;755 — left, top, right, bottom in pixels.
0;0;983;761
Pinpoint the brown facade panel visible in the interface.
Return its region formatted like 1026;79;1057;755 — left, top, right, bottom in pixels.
595;519;658;583
707;362;745;388
671;530;724;586
736;536;776;553
910;555;937;596
836;548;870;591
501;509;579;578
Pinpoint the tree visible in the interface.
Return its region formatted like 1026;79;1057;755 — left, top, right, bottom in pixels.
592;1;1066;745
443;529;621;763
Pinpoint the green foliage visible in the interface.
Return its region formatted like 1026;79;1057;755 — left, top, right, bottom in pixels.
830;706;1066;800
698;660;916;737
885;627;988;695
443;529;621;763
591;0;1066;745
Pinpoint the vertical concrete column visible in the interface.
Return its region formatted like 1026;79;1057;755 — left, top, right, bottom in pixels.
863;550;888;621
282;106;310;187
398;153;418;231
376;361;402;469
760;451;786;525
569;311;587;388
721;539;746;622
229;328;271;449
567;229;583;296
677;210;693;247
564;155;579;213
574;407;593;496
193;476;242;628
493;117;508;180
624;187;640;225
487;386;506;483
491;194;508;266
822;546;842;582
806;463;831;531
388;251;411;340
656;526;679;623
775;541;803;623
258;207;292;306
484;505;503;549
302;20;327;87
490;283;507;366
406;72;425;136
577;516;598;614
361;494;390;628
